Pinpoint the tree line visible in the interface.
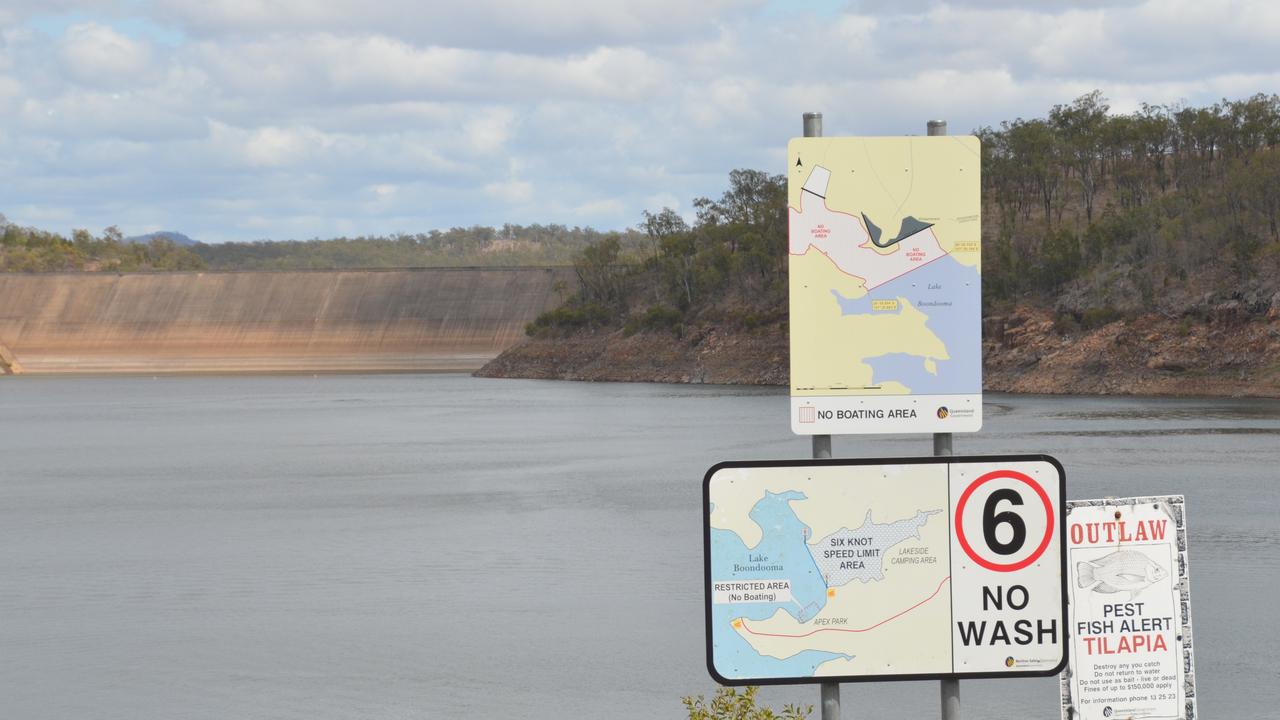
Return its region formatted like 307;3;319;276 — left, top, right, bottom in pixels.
0;220;205;272
980;91;1280;313
532;168;787;337
540;91;1280;336
192;225;637;270
7;91;1280;329
0;219;637;272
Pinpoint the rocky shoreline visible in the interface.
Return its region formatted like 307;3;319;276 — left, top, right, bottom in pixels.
476;305;1280;398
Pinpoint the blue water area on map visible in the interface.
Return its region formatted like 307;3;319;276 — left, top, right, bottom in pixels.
709;490;849;679
831;255;981;394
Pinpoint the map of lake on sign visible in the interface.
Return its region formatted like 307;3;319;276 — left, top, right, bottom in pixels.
707;462;953;682
704;457;1067;686
788;136;982;435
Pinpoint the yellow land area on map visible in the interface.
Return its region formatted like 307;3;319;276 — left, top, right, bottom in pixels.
789;249;945;397
731;513;952;675
787;136;980;270
709;464;954;678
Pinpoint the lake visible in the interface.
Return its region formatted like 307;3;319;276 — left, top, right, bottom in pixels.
1;375;1276;718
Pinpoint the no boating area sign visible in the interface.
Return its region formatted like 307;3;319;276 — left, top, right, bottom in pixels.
703;455;1067;684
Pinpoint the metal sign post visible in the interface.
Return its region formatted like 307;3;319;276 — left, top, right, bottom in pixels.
927;117;962;720
802;110;841;720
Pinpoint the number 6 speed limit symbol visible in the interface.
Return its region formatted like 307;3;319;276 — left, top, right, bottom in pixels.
948;456;1066;676
954;469;1056;572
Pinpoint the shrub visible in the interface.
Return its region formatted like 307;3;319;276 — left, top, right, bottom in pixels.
622;305;684;336
1054;312;1081;334
524;303;612;336
683;686;811;720
1081;306;1122;329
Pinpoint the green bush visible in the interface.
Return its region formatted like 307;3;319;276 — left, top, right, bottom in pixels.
622;305;683;336
683;686;811;720
1081;306;1122;329
524;303;612;336
1054;312;1081;334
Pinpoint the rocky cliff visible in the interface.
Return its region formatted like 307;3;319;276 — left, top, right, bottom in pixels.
478;307;1280;398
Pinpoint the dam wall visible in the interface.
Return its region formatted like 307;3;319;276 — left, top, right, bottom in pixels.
0;268;576;374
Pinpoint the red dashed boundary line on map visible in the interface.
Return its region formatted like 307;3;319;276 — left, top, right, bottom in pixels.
737;576;951;638
788;201;955;291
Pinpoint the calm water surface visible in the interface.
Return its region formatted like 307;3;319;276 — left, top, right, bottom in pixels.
1;375;1277;719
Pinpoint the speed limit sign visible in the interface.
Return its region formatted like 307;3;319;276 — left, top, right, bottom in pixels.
703;453;1065;685
949;458;1066;674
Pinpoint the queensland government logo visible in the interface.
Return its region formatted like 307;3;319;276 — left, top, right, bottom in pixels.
936;406;950;419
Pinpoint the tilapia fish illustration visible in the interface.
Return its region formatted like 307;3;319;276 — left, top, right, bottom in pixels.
1077;550;1168;599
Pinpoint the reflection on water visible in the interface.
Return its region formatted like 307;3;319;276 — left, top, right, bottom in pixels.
0;375;1277;719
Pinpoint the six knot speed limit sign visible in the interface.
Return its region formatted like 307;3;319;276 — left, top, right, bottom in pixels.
704;454;1066;684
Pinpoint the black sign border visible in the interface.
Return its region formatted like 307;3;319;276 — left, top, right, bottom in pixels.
703;453;1068;686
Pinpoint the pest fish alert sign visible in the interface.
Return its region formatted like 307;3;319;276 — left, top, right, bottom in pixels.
704;455;1066;684
1062;497;1197;720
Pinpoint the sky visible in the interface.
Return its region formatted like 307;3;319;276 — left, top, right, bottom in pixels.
1;0;1279;243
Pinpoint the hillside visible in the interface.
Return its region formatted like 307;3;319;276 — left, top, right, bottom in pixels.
480;92;1280;397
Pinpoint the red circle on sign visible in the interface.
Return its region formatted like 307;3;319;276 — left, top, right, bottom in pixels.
954;469;1054;572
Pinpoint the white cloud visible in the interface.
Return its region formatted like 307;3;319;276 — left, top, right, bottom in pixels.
2;1;1279;241
466;108;517;154
241;126;315;167
645;192;682;212
184;34;673;108
59;22;154;88
0;0;123;26
573;197;626;218
150;0;758;51
483;178;534;205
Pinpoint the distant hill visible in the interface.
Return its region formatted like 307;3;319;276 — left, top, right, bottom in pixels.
126;231;198;247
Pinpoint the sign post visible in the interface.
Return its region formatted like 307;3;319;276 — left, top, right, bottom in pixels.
777;111;986;719
926;116;962;720
801;110;840;720
704;455;1067;686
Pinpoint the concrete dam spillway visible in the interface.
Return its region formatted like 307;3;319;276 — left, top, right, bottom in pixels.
0;268;576;374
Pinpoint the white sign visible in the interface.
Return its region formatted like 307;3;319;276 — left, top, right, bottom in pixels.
703;455;1065;684
1062;497;1197;720
787;136;982;436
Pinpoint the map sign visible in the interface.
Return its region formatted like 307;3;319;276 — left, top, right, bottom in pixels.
1062;497;1197;720
704;455;1066;685
788;136;982;435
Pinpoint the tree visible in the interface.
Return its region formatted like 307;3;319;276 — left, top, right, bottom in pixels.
693;169;786;254
641;207;688;261
1051;91;1110;223
572;234;629;308
1003;118;1062;225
